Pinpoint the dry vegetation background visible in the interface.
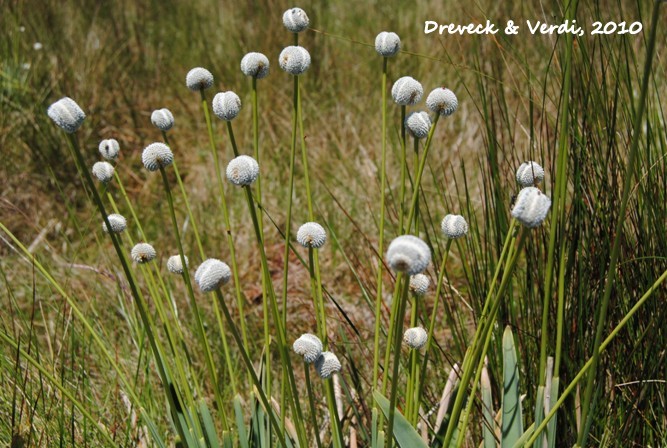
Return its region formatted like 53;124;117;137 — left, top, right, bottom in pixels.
1;0;666;446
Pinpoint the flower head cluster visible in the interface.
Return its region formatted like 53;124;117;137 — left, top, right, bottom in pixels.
131;243;156;264
92;161;115;183
516;161;545;187
186;67;214;91
226;155;259;186
99;139;120;160
406;111;431;139
426;87;458;116
241;52;270;79
315;351;341;379
102;214;127;234
375;31;401;57
142;142;174;171
293;333;323;364
403;327;428;349
282;7;309;33
441;214;468;239
212;91;242;121
296;222;327;249
409;274;430;297
151;108;174;131
392;76;423;106
386;235;431;275
195;258;231;292
511;187;551;228
279;46;311;75
47;97;86;133
167;255;189;275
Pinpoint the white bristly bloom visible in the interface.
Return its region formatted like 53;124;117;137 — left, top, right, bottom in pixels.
511;187;551;228
102;214;127;234
392;76;423;106
282;7;309;33
195;258;232;292
296;222;327;249
293;333;323;363
151;108;174;131
186;67;214;91
315;351;341;379
212;91;242;121
516;161;545;187
92;161;114;184
403;327;428;349
375;31;401;57
441;214;468;239
98;139;120;160
386;235;431;275
409;274;430;296
47;97;86;133
241;52;270;79
226;155;259;186
406;111;431;139
167;255;188;274
131;243;156;264
279;46;311;75
142;142;174;171
426;87;458;116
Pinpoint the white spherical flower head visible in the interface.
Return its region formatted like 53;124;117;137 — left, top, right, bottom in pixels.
409;274;430;297
375;31;401;57
186;67;214;91
511;187;551;228
98;139;120;160
47;97;86;133
296;222;327;249
151;108;174;131
131;243;157;264
386;235;431;275
102;214;127;234
516;161;545;187
167;255;189;274
403;327;428;350
212;91;242;121
406;111;431;139
195;258;232;292
293;333;323;364
142;142;174;171
92;161;115;184
241;52;270;79
226;155;259;186
441;214;469;239
315;351;342;379
426;87;458;116
279;46;311;76
391;76;423;106
282;7;309;33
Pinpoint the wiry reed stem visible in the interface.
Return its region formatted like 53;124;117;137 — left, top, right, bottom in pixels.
304;363;323;448
386;276;410;448
63;133;193;445
372;56;389;395
578;2;662;445
398;105;407;233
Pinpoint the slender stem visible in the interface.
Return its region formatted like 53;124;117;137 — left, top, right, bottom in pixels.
399;105;407;233
304;364;323;448
578;2;661;445
386;277;410;447
373;56;389;394
159;166;230;426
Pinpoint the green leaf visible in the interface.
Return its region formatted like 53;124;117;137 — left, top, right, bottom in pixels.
501;326;523;448
547;378;560;448
481;364;496;448
234;395;250;448
532;386;544;448
199;399;221;448
373;391;428;448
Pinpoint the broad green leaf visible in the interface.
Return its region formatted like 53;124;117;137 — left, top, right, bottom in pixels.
373;391;428;448
199;399;221;448
234;394;250;448
501;326;523;447
481;364;496;448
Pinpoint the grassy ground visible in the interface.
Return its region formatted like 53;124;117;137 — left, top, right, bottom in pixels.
2;0;666;446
